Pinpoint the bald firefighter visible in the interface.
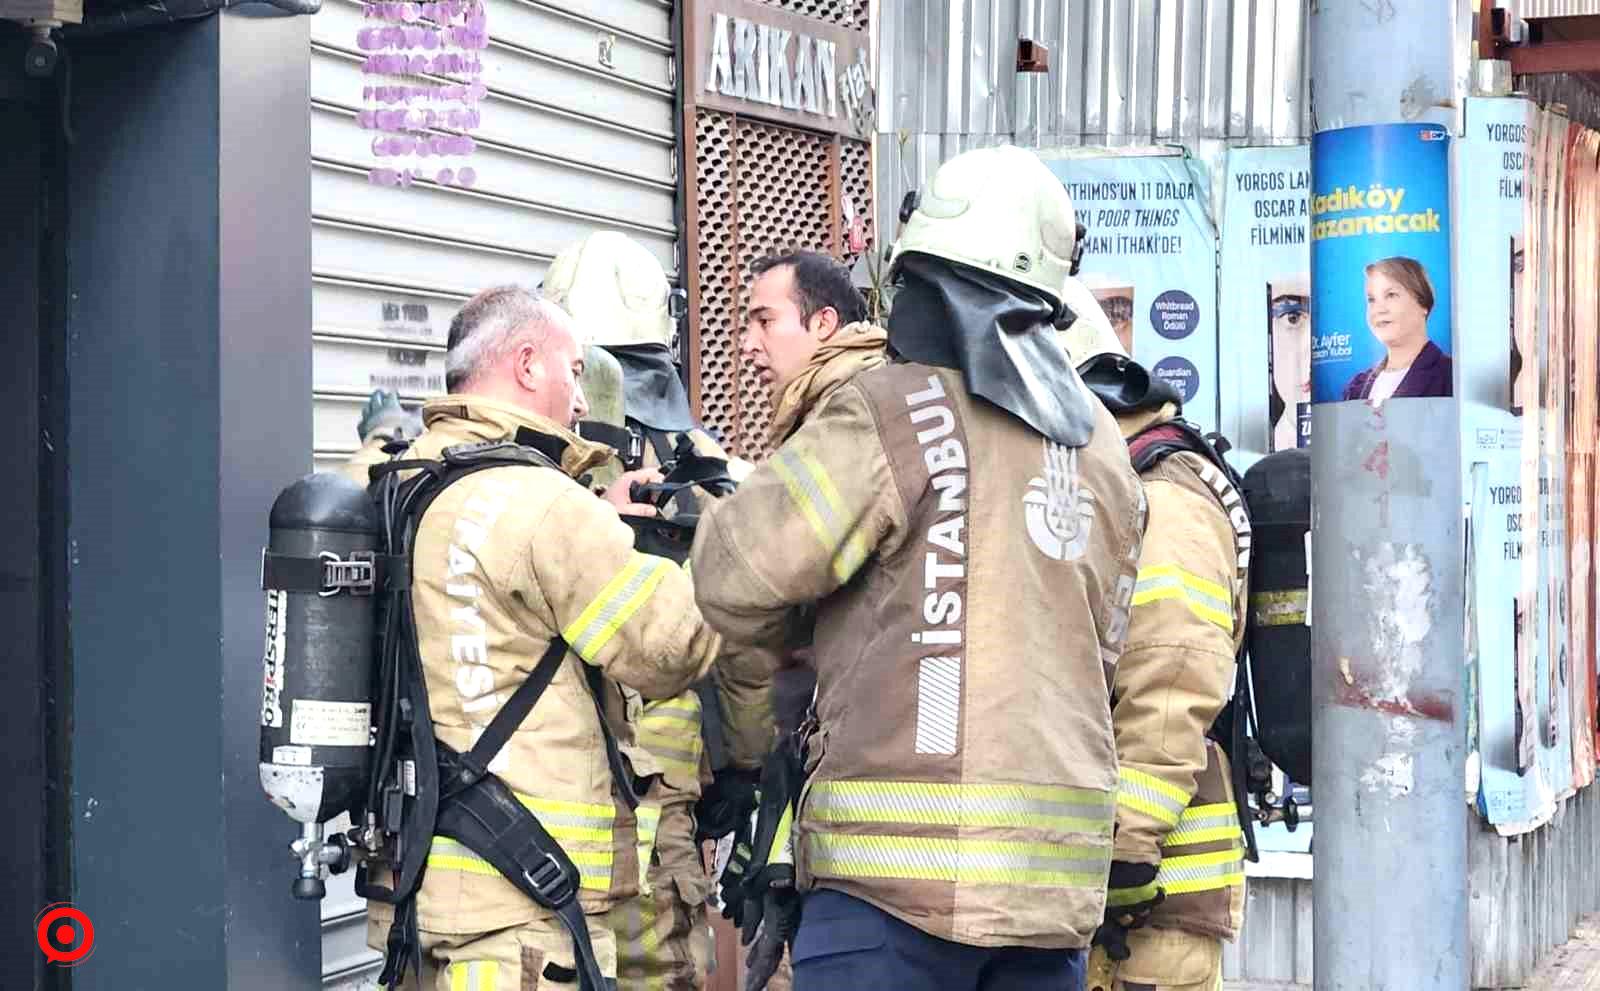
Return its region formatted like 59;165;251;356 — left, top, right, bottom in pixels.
358;286;725;991
544;231;778;991
1059;279;1250;991
691;146;1147;991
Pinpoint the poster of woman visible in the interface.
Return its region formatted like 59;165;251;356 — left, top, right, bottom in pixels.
1309;122;1454;404
1339;256;1452;401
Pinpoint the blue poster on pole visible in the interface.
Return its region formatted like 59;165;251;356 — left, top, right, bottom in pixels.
1309;123;1454;404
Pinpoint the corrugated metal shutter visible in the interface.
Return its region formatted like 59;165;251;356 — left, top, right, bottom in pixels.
309;0;680;475
306;2;681;981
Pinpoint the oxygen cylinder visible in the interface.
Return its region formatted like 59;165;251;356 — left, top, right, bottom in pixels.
259;473;379;829
1241;448;1313;785
579;342;628;489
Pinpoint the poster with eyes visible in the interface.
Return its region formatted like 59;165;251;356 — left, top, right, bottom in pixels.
1217;145;1311;457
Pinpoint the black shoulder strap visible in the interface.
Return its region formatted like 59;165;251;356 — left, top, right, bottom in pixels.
445;637;570;794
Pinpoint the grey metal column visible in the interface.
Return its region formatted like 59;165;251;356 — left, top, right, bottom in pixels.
65;10;314;987
1308;4;1468;990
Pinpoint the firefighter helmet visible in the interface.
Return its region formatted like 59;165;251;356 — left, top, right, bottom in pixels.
544;231;675;348
1057;276;1128;367
889;145;1081;313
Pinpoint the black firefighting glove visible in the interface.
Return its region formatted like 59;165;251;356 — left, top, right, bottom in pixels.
716;806;757;930
1092;860;1166;962
743;886;800;991
697;767;761;844
734;742;805;991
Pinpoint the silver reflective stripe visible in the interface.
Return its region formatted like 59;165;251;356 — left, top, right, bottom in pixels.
914;656;961;755
806;831;1109;887
808;780;1113;833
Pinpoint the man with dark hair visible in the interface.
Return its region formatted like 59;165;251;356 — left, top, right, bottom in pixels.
742;250;871;405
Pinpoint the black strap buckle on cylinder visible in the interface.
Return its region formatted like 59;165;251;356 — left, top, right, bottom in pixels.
260;549;383;596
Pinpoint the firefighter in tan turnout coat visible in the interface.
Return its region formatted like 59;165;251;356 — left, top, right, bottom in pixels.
363;287;725;991
689;146;1148;991
1060;280;1250;991
544;231;777;991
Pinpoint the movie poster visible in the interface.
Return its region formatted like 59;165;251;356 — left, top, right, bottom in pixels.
1218;145;1312;454
1309;123;1454;406
1043;153;1221;432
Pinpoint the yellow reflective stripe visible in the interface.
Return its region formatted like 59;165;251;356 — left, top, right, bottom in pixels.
1132;563;1233;632
1156;846;1245;894
640;695;702;728
513;794;616;843
448;961;497;991
771;448;870;584
806;831;1110;887
807;779;1114;835
428;836;613;892
637;695;705;776
635;746;701;780
1117;767;1188;827
635;804;662;895
562;553;672;661
767;801;795;867
1163;803;1243;847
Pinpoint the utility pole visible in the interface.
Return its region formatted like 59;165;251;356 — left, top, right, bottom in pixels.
1308;4;1468;989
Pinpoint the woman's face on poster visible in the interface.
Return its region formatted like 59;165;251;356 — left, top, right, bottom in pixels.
1365;270;1429;348
1271;295;1311;405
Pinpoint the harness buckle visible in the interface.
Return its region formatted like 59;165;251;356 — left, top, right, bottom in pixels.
319;551;376;596
523;851;578;907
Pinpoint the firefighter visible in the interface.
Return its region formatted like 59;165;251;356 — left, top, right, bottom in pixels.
542;231;779;991
689;145;1147;991
721;247;884;991
363;284;724;990
1059;278;1249;991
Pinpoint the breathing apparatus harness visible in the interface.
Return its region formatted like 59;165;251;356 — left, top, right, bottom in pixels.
353;433;639;991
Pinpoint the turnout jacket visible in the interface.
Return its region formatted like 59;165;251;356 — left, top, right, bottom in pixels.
384;395;723;935
1113;405;1249;940
690;332;1147;950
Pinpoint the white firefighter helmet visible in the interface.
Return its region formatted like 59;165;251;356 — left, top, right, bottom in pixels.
889;145;1080;311
1057;276;1127;367
544;231;675;348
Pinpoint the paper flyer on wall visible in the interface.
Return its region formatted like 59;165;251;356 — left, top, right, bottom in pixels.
1042;154;1221;433
1218;145;1312;455
1457;97;1575;831
1310;123;1454;406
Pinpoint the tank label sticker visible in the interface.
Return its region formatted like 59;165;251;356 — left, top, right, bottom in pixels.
261;590;287;729
290;700;373;748
260;763;325;823
273;745;313;767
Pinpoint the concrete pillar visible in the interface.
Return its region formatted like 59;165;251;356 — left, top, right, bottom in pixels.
63;10;316;986
1307;3;1469;989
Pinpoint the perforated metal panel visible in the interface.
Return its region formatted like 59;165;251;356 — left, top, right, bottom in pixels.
751;0;868;31
689;107;874;460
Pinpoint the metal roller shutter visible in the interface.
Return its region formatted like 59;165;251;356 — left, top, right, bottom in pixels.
308;0;681;475
307;2;681;982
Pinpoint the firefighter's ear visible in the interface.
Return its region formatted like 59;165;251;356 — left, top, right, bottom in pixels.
810;304;841;343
